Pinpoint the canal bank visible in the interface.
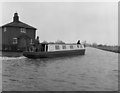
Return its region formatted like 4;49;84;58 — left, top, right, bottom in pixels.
92;46;120;53
0;51;23;57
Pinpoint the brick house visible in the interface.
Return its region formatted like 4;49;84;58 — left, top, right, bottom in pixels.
0;13;37;51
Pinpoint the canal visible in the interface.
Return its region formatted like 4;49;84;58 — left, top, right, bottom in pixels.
1;47;118;91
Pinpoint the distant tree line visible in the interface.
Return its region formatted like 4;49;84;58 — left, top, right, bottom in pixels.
89;43;120;53
41;40;65;44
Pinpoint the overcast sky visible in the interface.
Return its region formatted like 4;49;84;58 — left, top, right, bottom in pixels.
1;2;118;45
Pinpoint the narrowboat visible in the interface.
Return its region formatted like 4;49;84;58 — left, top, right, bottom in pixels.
23;43;85;59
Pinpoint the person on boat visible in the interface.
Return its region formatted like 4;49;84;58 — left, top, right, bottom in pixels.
29;45;35;52
77;40;81;48
77;40;81;44
34;36;40;52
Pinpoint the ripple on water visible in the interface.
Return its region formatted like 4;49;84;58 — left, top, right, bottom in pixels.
1;56;26;61
2;47;118;91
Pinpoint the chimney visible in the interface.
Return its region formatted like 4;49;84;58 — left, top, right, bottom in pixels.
13;12;19;22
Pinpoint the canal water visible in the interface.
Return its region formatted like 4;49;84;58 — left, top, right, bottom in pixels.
1;47;118;91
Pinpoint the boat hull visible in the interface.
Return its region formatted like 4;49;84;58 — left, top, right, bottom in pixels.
23;49;85;59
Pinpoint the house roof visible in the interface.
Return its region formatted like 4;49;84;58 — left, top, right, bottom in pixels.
2;13;37;30
2;21;37;30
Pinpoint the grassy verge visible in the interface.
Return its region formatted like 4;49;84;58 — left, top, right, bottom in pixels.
92;46;120;53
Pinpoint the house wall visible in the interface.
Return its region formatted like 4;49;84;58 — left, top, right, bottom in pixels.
2;27;10;45
3;27;36;44
9;27;20;45
0;27;2;50
26;28;36;40
2;26;36;51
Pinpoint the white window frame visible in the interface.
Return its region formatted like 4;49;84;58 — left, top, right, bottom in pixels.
20;28;26;33
13;38;17;44
3;27;7;32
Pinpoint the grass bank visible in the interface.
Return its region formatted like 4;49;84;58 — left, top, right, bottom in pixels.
92;46;120;53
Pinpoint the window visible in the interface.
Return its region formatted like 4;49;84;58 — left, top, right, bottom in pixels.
20;28;26;33
62;45;66;49
13;38;17;44
30;39;33;44
3;27;7;32
70;45;73;49
55;45;60;50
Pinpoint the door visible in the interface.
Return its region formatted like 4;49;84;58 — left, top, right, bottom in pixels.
18;37;27;51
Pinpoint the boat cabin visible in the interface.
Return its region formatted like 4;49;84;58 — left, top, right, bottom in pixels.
48;44;84;52
28;43;85;52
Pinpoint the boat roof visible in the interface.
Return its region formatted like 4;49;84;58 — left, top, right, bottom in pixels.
41;43;81;45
